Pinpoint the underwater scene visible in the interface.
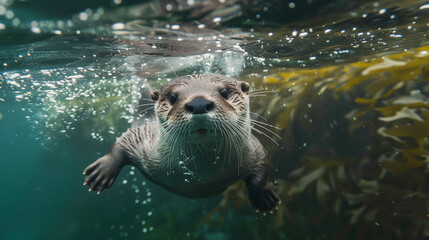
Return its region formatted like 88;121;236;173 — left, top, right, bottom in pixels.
1;0;429;239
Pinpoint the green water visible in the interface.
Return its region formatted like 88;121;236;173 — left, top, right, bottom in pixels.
1;0;429;239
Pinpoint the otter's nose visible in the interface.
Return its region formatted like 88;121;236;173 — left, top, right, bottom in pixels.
186;97;214;114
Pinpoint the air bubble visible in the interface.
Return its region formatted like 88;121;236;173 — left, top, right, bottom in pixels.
112;23;125;30
79;12;88;21
378;9;386;14
0;5;5;15
5;10;14;19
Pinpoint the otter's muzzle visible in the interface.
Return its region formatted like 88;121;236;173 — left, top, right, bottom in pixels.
186;97;214;114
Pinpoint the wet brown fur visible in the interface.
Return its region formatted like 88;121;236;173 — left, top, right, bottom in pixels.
83;73;280;212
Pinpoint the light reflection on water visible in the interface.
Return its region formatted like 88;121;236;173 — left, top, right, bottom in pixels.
0;0;429;239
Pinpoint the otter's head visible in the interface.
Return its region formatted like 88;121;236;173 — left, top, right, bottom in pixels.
150;74;250;141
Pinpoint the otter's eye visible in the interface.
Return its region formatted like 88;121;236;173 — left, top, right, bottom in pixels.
169;93;177;105
220;88;229;99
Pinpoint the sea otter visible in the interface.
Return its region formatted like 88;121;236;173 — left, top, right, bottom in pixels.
83;73;280;212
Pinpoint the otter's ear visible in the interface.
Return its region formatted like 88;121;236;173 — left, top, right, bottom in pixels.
240;81;250;93
151;90;160;101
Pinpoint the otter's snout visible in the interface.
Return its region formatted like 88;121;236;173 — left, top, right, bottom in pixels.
186;98;214;114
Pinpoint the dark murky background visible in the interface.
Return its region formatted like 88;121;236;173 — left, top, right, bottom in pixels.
1;0;429;239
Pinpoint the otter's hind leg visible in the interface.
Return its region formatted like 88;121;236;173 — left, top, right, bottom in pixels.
245;164;281;213
83;143;127;194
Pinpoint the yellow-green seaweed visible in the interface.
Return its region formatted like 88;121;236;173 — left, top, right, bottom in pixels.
206;45;429;239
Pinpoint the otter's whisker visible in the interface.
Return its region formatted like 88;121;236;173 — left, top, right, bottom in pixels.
137;107;155;116
218;118;233;168
249;94;268;98
166;124;182;174
187;123;199;171
215;119;229;172
136;103;155;108
248;89;276;95
249;111;268;121
150;123;173;161
249;118;282;130
139;97;155;102
155;120;187;174
233;118;270;155
250;126;280;146
223;120;247;175
247;121;282;140
169;121;189;173
223;121;235;171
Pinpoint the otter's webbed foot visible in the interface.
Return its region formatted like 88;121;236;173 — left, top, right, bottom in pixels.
83;153;126;194
245;166;280;213
247;183;280;213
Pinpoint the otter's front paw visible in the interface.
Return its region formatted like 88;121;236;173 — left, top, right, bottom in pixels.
248;185;281;213
83;155;123;194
